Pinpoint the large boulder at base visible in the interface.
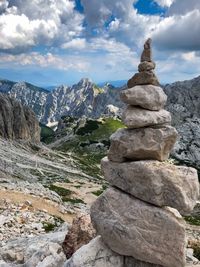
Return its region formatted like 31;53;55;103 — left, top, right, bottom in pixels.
91;187;186;267
127;71;160;88
0;93;40;143
108;126;178;162
63;236;124;267
122;106;171;129
62;214;96;258
101;157;199;215
120;85;167;111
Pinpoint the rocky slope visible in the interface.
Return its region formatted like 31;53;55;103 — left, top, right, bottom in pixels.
0;93;40;143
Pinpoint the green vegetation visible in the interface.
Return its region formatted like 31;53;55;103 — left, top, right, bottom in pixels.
56;117;125;178
92;184;108;196
47;184;85;204
62;197;85;204
42;216;64;232
184;216;200;226
47;184;71;197
40;123;55;144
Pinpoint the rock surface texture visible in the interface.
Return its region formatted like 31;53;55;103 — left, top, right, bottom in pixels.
101;157;199;215
122;106;171;128
91;187;186;267
90;39;199;267
62;214;96;259
0;93;40;143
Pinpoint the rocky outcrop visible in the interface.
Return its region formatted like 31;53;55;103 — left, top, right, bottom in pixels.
0;224;68;267
64;236;124;267
90;39;199;267
62;214;96;258
0;93;40;142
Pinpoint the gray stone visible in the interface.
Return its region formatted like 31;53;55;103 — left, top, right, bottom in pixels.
141;38;152;62
120;85;167;111
91;187;186;267
0;230;67;267
138;61;155;72
101;157;199;215
108;126;178;162
64;236;124;267
125;257;162;267
127;71;160;88
0;93;40;143
122;106;171;129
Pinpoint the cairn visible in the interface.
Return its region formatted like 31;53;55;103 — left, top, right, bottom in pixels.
91;39;199;267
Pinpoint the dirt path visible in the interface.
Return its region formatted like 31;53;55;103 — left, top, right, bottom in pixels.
0;189;75;223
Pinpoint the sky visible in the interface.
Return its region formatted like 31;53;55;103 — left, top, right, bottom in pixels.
0;0;200;87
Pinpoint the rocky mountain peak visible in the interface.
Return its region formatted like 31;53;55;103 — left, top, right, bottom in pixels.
0;93;40;143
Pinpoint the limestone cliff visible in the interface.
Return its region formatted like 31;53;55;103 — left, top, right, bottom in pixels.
0;93;40;143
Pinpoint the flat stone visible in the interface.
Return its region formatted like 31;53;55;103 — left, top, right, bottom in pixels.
120;85;167;111
91;187;186;267
138;61;155;72
108;126;178;162
127;71;160;88
122;107;171;128
64;236;124;267
101;157;199;215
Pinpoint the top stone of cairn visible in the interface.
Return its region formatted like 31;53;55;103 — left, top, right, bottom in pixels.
127;38;159;88
141;38;152;62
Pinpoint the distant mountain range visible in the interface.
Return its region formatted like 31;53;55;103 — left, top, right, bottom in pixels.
0;75;199;171
0;78;125;125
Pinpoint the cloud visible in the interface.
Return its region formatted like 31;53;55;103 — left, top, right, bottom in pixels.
0;52;90;72
168;0;200;15
153;9;200;51
154;0;174;7
0;0;84;52
61;38;86;50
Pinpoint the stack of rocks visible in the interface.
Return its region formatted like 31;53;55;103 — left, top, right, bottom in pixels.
91;39;199;267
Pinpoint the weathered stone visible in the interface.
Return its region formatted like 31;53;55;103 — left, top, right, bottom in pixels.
101;157;199;215
125;257;162;267
138;61;156;72
141;38;152;62
108;126;178;162
120;85;167;111
122;106;171;128
64;236;124;267
62;214;96;258
91;187;186;267
0;93;40;143
127;71;160;88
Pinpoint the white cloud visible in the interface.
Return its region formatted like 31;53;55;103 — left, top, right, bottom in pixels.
154;0;174;8
61;38;86;50
168;0;200;15
0;0;84;52
153;9;200;51
0;52;90;72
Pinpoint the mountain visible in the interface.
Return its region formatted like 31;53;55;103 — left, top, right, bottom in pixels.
0;76;200;171
0;80;49;122
0;92;40;143
0;78;124;125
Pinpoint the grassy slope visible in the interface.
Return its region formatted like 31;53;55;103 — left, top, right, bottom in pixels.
54;117;125;179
